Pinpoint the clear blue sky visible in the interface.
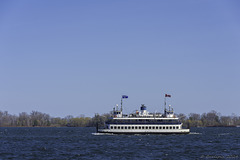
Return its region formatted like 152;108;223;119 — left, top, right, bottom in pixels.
0;0;239;117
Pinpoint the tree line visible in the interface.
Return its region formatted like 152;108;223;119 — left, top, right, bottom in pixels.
0;111;109;127
0;110;239;127
177;110;240;128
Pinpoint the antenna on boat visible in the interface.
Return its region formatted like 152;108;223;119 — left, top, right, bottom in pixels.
121;99;122;111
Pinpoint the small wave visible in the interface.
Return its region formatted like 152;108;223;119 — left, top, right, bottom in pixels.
218;133;230;136
91;132;114;136
92;133;147;136
189;132;202;135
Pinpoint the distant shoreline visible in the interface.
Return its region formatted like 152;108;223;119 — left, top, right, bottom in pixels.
206;125;237;127
0;110;240;128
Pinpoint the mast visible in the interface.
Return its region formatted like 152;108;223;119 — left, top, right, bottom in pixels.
164;94;171;114
164;96;166;115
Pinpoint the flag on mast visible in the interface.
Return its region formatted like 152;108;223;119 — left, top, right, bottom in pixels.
165;94;171;97
122;95;128;99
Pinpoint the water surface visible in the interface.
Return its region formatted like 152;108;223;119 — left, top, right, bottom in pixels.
0;127;239;159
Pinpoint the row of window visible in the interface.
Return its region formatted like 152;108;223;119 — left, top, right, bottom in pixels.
109;125;180;130
107;119;180;124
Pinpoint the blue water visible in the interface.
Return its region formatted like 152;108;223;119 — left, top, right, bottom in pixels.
0;127;239;159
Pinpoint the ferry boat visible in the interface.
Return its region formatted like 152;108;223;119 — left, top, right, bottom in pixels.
97;95;190;134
